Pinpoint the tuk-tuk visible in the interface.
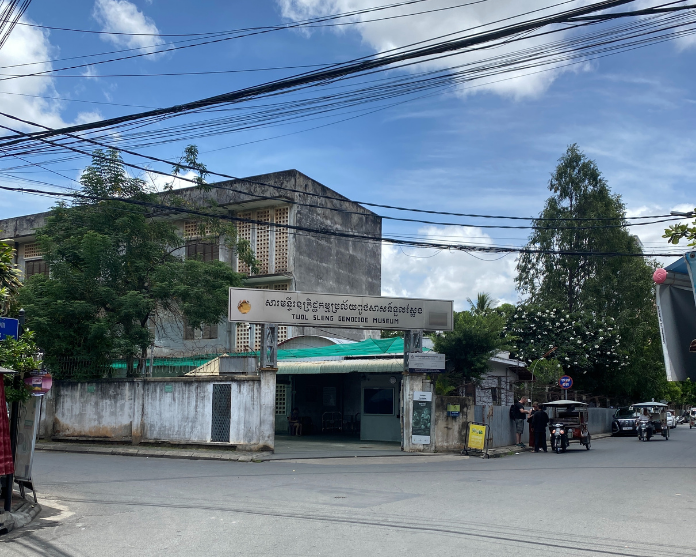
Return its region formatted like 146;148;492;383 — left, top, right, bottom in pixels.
630;402;669;441
543;400;591;453
690;408;696;429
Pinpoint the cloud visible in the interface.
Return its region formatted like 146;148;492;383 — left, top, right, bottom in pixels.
277;0;597;100
92;0;166;55
144;169;198;192
381;225;519;310
0;19;67;132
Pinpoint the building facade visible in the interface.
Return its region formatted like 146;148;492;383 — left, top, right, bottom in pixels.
0;169;382;356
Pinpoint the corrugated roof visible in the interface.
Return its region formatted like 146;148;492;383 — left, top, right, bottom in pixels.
279;358;403;375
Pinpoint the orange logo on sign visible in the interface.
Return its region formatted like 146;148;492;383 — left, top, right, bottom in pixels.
237;300;251;314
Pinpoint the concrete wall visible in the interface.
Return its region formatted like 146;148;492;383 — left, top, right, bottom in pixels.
433;396;472;451
39;373;276;451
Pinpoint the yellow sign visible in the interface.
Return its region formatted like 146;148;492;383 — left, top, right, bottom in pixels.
468;424;486;450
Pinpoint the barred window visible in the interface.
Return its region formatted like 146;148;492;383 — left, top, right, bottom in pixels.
278;326;288;344
274;207;289;272
254;324;263;351
256;209;271;274
23;243;43;259
183;221;212;239
25;259;48;278
275;384;287;415
237;212;252;274
235;322;250;352
185;240;219;262
272;283;289;291
202;323;218;340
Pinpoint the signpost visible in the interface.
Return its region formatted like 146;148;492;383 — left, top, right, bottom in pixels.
0;317;19;340
228;288;453;331
559;375;573;399
462;422;489;458
408;352;445;374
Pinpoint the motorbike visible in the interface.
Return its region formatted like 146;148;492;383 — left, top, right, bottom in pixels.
549;422;569;453
631;402;669;442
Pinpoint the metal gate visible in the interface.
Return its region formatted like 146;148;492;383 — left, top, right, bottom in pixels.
211;384;231;442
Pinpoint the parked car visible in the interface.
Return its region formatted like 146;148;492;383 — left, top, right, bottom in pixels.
611;407;640;436
666;411;677;429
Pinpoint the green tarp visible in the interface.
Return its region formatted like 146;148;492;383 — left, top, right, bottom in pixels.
111;337;423;369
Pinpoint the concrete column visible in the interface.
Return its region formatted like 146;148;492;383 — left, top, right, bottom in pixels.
259;368;277;451
401;372;435;453
131;380;145;445
38;385;56;440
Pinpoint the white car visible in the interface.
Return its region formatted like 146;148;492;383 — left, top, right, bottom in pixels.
666;411;677;429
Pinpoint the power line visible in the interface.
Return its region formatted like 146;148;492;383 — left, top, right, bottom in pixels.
0;0;643;143
0;183;686;258
0;115;688;231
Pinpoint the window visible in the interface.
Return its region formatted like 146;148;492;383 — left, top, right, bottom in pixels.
235;322;250;352
25;259;48;278
490;387;498;404
363;388;394;415
202;324;218;340
183;221;212;239
23;243;43;259
185;240;219;262
274;207;289;272
275;384;287;415
237;212;252;274
256;209;271;274
184;320;218;340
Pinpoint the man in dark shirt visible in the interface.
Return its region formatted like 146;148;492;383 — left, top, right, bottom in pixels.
513;396;530;447
531;402;549;453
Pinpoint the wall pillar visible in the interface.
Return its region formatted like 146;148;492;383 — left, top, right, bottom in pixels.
132;380;145;445
401;372;435;453
38;386;56;440
259;368;277;451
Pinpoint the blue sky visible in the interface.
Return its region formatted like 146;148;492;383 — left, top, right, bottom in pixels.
0;0;694;309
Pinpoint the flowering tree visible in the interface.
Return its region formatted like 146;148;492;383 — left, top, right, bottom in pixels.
508;305;629;387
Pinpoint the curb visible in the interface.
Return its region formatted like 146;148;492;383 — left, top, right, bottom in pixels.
0;500;42;536
36;443;271;462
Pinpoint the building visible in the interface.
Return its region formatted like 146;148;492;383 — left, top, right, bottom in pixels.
0;169;382;356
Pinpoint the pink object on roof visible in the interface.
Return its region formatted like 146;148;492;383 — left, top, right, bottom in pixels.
653;268;667;284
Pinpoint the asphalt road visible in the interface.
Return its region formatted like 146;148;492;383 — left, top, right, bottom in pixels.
0;427;694;557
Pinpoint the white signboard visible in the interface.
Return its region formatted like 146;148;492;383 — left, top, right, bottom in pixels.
408;353;445;373
229;288;453;331
411;391;432;445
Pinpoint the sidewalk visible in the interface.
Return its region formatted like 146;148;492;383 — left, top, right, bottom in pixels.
0;493;41;536
36;433;614;463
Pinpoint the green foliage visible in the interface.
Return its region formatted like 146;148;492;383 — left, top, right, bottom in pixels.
0;236;22;316
514;144;666;402
19;148;253;378
663;210;696;247
380;330;401;339
434;375;458;396
433;302;510;385
0;331;39;402
509;305;628;393
466;292;496;314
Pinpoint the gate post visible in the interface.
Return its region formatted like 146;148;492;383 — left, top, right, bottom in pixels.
402;330;433;453
260;324;278;369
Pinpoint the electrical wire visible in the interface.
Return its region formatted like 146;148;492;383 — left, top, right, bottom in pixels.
0;115;688;232
0;183;687;258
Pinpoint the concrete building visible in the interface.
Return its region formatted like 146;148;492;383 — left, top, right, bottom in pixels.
0;169;382;355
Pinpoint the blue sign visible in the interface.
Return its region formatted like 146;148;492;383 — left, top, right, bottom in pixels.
0;318;19;341
559;375;573;389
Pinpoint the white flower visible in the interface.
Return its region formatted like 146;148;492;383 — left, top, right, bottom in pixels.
577;340;582;344
574;361;578;364
566;315;570;318
560;318;565;322
565;357;570;361
594;345;599;349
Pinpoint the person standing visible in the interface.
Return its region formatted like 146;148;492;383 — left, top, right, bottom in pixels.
512;396;531;447
531;402;549;453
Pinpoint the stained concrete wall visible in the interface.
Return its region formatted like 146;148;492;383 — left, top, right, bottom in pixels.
433;396;472;451
39;374;276;451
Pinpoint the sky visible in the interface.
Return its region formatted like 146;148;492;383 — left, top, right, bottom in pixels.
0;0;694;310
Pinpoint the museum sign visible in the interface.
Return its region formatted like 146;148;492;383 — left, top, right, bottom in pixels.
229;288;453;331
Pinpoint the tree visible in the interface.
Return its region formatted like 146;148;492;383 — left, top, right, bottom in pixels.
432;302;510;386
662;209;696;246
514;144;666;401
0;331;39;402
0;237;21;316
19;148;256;378
466;292;496;314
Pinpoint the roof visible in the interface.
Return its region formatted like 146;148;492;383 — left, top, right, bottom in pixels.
631;402;668;407
543;400;588;407
279;358;403;375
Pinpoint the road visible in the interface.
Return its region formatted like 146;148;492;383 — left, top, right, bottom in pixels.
0;427;694;557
